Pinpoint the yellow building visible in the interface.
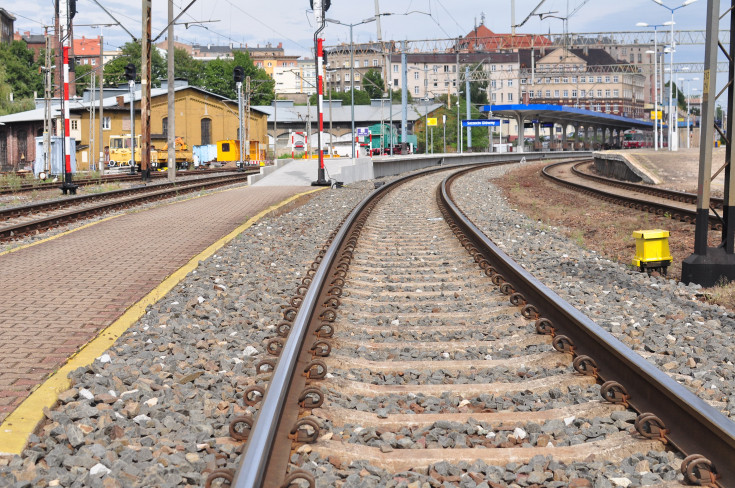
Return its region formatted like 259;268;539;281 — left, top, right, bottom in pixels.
69;81;268;170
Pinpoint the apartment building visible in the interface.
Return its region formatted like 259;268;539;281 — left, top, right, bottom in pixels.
519;47;645;119
324;42;389;93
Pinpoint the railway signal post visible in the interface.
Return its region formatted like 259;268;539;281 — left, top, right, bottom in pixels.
311;0;330;186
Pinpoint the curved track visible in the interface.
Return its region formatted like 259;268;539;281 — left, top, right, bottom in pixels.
0;171;256;241
206;162;735;488
543;160;722;230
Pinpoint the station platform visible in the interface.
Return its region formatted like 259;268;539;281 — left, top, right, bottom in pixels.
251;157;372;187
0;184;313;444
603;148;726;195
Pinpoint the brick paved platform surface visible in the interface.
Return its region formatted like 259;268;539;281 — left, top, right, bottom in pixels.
0;185;306;423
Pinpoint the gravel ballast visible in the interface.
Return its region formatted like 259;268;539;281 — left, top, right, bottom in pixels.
1;163;731;487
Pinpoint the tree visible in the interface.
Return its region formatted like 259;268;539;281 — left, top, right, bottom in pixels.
363;69;384;99
309;88;371;106
73;64;93;96
0;65;35;116
103;41;166;87
172;47;204;86
198;51;274;104
0;40;43;99
459;64;488;105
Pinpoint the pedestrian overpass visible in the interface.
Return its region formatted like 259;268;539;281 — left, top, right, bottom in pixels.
481;104;655;152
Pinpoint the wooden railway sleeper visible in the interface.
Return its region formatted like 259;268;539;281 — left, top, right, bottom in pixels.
681;454;719;486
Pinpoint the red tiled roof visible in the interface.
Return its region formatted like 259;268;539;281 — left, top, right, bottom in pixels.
459;24;551;51
73;36;101;56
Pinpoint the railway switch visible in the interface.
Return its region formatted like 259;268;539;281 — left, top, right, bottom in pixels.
632;229;672;275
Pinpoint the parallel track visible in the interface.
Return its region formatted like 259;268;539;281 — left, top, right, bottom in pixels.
0;171;256;241
0;167;241;195
207;162;735;487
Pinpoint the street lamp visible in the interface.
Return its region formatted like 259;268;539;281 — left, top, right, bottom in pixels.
326;16;378;159
651;0;699;151
638;22;667;151
678;76;699;148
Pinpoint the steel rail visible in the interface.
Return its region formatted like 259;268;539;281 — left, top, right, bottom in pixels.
227;156;596;487
441;165;735;485
0;172;257;222
0;173;252;240
542;160;723;229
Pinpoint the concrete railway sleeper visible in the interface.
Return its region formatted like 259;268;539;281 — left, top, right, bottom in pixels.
209;162;735;488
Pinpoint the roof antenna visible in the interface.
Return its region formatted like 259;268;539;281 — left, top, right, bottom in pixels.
481;12;485;25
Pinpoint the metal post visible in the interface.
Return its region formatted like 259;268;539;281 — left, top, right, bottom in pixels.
61;45;76;194
246;76;251;163
312;0;327;185
350;26;355;159
389;94;393;155
167;0;175;180
443;114;446;153
237;80;244;165
99;29;104;173
274;97;278;158
669;12;676;151
465;66;472;150
401;41;407;151
654;28;658;151
43;28;51;176
129;80;135;174
141;0;152;181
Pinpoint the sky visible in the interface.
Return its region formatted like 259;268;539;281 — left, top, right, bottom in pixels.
9;0;714;89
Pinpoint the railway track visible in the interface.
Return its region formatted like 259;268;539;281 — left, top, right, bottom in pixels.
0;171;256;241
543;160;723;230
0;167;239;195
206;163;735;487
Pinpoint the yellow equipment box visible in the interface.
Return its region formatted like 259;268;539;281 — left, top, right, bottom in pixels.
632;229;672;274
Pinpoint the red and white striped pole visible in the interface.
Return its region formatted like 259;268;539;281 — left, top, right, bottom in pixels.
60;44;77;194
317;37;325;171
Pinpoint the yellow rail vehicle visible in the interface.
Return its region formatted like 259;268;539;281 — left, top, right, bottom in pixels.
217;140;267;167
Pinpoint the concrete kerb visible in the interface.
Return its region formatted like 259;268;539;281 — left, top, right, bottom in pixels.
0;187;325;456
248;159;294;185
593;151;662;185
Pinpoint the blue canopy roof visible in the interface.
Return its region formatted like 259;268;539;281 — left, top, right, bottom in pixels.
481;104;653;130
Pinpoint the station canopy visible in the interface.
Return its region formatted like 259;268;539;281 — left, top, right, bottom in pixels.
481;104;653;131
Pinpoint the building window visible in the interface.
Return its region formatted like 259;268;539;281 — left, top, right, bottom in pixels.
71;120;78;131
605;76;610;83
508;80;513;87
393;65;398;72
613;89;620;97
363;60;368;67
613;75;619;83
444;65;449;72
605;89;611;97
545;90;551;97
201;118;212;145
580;76;586;83
162;117;168;137
491;93;496;101
507;93;513;101
432;65;438;73
554;90;560;97
597;90;602;97
537;90;542;97
572;76;577;83
414;86;419;95
596;76;602;83
581;90;586;97
563;90;568;97
638;53;642;63
355;73;360;80
572;89;577;97
373;59;378;66
563;77;568;83
554;77;559;83
414;72;419;80
102;117;111;130
394;79;398;86
613;103;619;112
345;74;350;81
521;78;526;85
630;54;634;62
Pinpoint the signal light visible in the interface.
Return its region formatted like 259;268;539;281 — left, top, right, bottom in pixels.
69;0;77;19
124;63;136;81
233;66;244;83
322;51;328;66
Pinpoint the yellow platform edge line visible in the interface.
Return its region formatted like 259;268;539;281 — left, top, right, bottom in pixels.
0;187;324;456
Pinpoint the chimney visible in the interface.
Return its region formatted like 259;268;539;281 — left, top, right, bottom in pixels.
278;42;283;49
117;95;125;107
